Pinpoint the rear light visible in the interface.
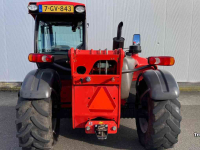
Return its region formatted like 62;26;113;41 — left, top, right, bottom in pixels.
148;56;175;66
28;53;53;63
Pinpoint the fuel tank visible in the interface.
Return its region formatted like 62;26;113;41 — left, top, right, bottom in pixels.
121;56;136;99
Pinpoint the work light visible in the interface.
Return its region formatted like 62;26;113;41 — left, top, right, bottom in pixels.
28;5;38;11
75;6;85;13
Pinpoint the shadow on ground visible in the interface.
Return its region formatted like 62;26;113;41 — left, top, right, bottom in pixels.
59;119;144;150
0;106;21;150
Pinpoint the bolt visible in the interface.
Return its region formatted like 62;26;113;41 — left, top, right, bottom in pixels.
86;77;91;82
111;77;115;82
86;126;90;131
112;126;117;131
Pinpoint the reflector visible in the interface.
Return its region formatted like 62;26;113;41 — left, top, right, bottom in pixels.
148;56;175;66
28;53;53;63
88;87;115;111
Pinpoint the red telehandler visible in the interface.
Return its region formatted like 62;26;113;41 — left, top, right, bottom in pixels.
16;1;182;150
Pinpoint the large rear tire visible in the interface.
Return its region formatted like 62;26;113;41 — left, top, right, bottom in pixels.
15;96;60;150
136;81;182;150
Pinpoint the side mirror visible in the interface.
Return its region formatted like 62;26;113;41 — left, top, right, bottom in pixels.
128;34;141;54
87;23;89;28
133;34;140;45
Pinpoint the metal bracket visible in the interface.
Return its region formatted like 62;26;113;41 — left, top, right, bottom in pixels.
95;124;108;140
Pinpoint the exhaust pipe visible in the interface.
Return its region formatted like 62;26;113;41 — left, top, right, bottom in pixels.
113;22;125;50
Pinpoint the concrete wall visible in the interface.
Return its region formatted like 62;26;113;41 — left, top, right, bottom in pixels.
0;0;199;82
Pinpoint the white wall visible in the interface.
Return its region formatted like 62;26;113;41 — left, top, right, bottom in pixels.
0;0;199;82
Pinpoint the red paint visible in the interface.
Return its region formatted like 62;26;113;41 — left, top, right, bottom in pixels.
68;48;124;129
121;99;126;106
35;1;85;6
131;54;156;81
60;80;72;108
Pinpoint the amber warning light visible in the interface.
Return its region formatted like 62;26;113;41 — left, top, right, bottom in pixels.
148;56;175;66
28;53;53;63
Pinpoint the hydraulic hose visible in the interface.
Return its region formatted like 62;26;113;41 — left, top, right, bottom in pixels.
52;63;71;72
122;65;155;73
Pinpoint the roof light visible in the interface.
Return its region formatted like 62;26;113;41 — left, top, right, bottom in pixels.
28;53;53;63
28;5;38;11
148;56;175;66
75;6;85;13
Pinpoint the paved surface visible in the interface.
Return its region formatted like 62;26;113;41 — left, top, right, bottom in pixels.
0;91;200;150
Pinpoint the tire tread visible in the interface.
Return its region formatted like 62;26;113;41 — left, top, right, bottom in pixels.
16;97;53;149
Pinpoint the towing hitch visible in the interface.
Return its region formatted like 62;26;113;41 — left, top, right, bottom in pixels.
95;124;108;140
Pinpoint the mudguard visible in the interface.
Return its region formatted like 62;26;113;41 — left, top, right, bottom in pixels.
142;69;179;100
20;69;61;99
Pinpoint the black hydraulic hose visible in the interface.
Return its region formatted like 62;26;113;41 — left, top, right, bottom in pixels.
52;63;71;72
122;65;154;73
52;63;154;73
117;22;123;40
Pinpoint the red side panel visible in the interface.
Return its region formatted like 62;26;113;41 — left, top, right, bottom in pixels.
131;54;155;81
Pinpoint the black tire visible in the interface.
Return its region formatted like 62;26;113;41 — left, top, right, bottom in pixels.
136;81;182;150
15;97;60;150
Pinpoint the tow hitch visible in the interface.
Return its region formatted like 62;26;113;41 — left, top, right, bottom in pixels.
85;121;117;139
95;124;108;140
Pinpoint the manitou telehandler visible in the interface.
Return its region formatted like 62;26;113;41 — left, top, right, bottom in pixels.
15;1;182;150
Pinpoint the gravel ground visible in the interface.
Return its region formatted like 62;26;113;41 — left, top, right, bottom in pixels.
0;91;199;150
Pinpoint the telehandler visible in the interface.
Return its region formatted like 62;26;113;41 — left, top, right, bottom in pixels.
16;1;182;149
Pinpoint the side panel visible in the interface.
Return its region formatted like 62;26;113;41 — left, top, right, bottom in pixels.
20;69;61;99
142;69;179;100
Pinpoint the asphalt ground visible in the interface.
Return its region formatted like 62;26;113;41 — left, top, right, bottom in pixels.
0;91;200;150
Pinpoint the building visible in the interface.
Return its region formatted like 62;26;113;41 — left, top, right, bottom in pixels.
0;0;199;82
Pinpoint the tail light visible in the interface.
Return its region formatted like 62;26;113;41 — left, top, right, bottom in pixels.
148;56;175;66
28;53;53;63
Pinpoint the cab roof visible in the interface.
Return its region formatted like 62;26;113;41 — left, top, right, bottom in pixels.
33;1;85;7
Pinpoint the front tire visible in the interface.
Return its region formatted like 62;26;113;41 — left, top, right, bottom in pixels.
136;81;182;150
15;97;60;149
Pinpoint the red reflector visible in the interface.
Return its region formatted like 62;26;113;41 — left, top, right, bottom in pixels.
88;87;116;111
148;56;175;66
28;53;53;63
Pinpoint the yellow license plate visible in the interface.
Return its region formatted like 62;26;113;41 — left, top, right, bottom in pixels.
40;5;74;13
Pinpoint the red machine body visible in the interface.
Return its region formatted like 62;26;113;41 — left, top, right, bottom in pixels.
15;2;181;149
68;48;124;131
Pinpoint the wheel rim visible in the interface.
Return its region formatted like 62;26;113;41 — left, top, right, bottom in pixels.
139;118;148;133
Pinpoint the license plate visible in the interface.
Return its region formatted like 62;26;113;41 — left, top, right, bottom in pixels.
39;5;74;13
